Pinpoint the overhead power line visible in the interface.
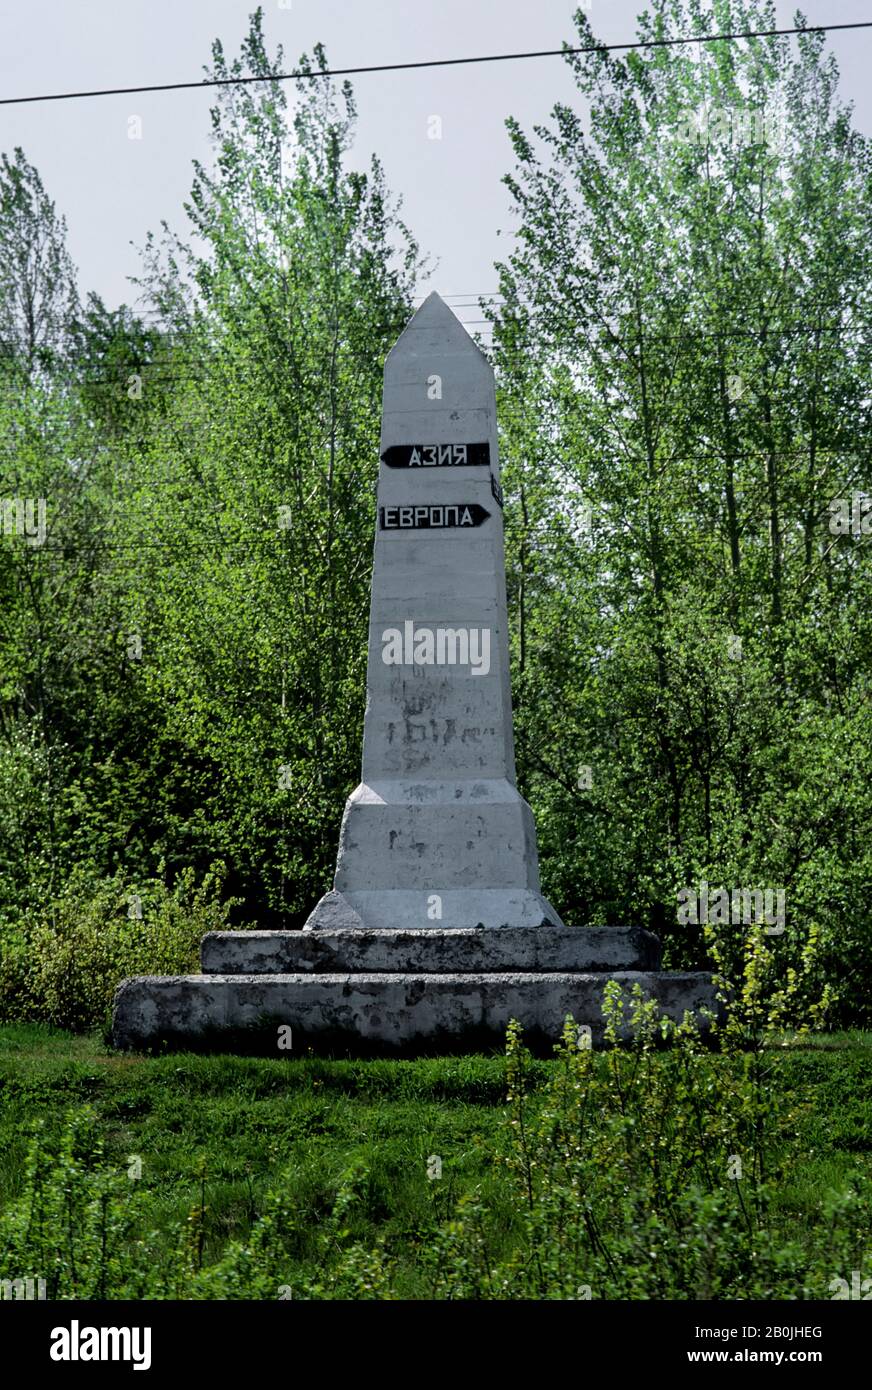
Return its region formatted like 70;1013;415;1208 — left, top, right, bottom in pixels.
1;22;870;108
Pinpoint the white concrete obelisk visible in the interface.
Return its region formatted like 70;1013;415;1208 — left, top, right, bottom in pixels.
306;293;562;931
111;298;722;1052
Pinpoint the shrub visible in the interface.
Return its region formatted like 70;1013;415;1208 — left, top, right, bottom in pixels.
420;992;870;1299
0;864;236;1033
0;1107;159;1299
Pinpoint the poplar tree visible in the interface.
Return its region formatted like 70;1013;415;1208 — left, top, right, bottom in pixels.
491;0;872;1017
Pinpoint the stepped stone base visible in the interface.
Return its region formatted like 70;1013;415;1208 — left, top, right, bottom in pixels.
111;968;720;1054
200;925;662;975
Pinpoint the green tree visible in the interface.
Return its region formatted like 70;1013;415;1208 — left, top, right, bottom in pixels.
0;12;425;940
0;147;79;372
491;0;872;1020
80;14;424;923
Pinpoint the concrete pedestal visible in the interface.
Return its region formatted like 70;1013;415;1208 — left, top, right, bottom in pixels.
112;960;719;1054
111;925;721;1053
199;923;662;974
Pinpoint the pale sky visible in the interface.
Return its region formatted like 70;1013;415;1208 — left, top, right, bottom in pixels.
1;0;869;337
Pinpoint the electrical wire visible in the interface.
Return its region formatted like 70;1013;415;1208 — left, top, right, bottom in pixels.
2;22;870;107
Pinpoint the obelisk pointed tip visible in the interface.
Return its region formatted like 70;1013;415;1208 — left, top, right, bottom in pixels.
405;291;463;331
417;289;452;313
388;290;490;369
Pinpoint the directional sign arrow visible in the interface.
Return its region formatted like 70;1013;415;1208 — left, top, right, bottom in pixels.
379;503;492;530
380;442;491;469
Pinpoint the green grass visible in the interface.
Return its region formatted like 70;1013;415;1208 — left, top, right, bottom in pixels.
0;1025;524;1294
0;1025;870;1298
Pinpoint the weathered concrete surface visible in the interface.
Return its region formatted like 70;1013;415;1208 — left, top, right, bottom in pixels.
201;924;662;975
112;971;719;1053
306;293;563;932
108;294;722;1055
305;885;561;932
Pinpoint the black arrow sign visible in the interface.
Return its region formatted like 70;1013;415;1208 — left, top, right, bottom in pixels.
380;442;490;469
379;503;491;530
